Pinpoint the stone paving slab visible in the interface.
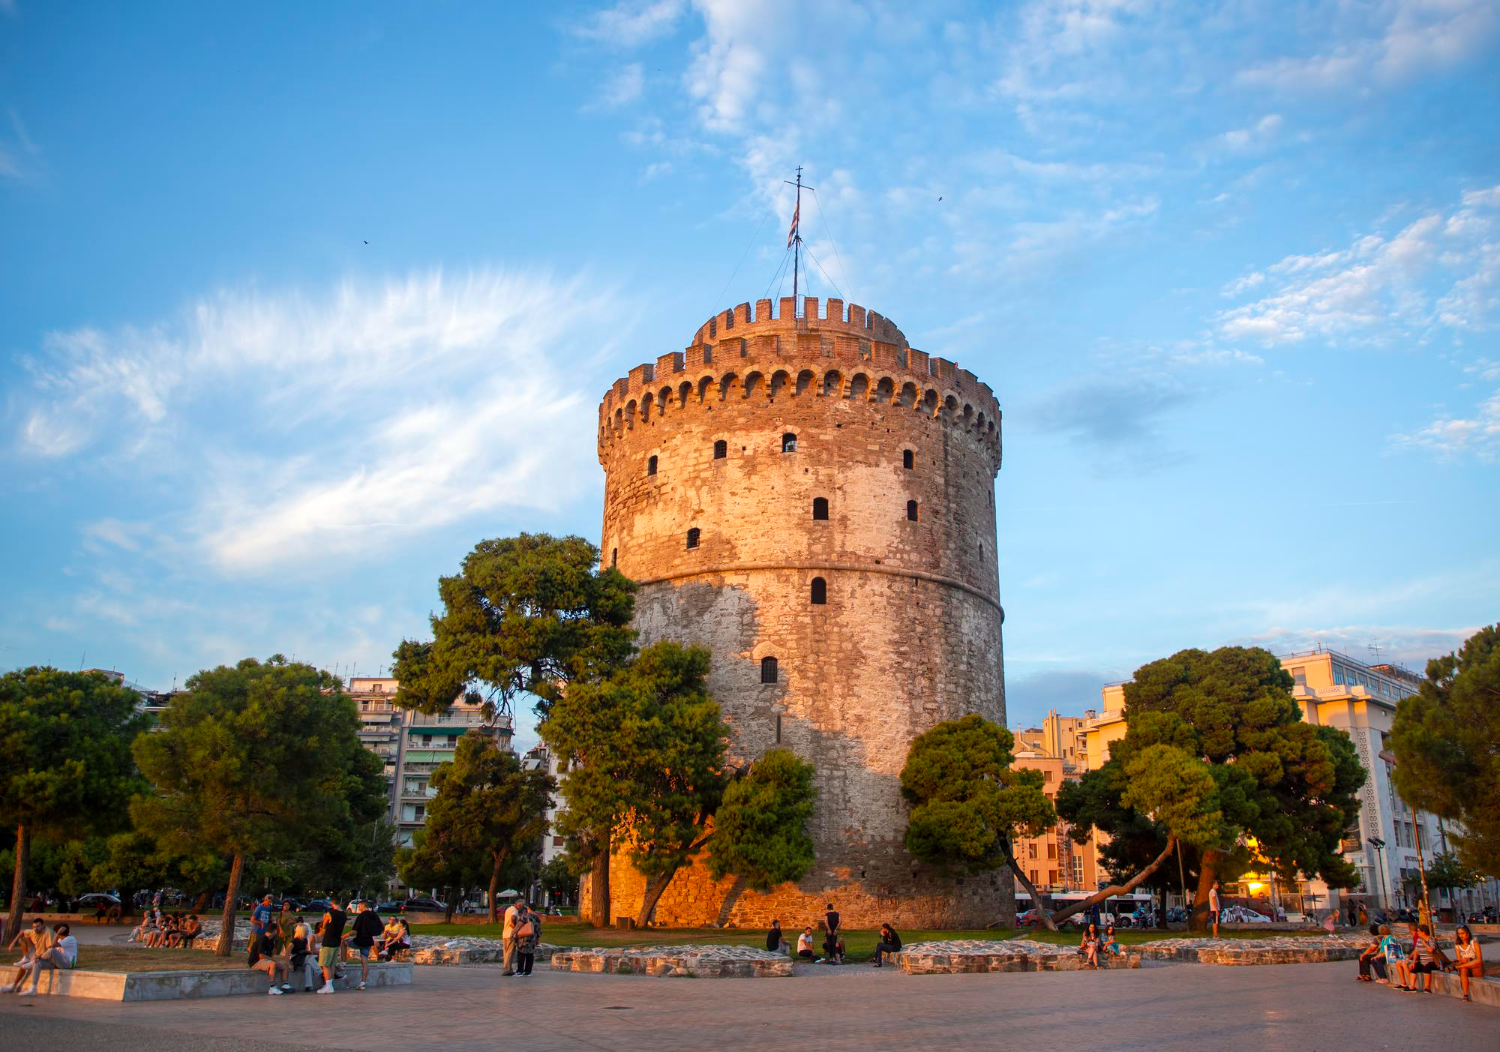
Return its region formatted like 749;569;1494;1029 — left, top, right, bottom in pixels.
551;944;793;977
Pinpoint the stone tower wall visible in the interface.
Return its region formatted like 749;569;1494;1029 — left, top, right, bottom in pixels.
593;296;1010;930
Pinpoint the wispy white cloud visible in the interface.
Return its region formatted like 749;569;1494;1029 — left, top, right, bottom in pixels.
1393;388;1500;461
1216;185;1500;345
1217;113;1282;152
12;269;621;572
0;108;41;180
1243;624;1479;670
1239;0;1500;92
587;63;645;110
574;0;686;47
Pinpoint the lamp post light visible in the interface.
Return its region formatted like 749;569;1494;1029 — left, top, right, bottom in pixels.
1367;837;1388;913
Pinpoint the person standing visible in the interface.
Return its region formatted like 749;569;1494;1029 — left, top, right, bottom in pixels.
822;903;841;963
314;900;347;995
347;901;384;991
275;901;296;954
872;923;902;968
501;899;521;976
251;894;275;947
1208;881;1222;938
516;902;542;977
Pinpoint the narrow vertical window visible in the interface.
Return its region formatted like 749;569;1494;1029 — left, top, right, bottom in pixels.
776;713;782;744
647;455;658;475
903;449;914;470
812;497;829;520
761;656;778;683
782;432;798;453
906;500;919;521
686;528;700;550
810;576;827;605
714;440;727;459
611;548;617;567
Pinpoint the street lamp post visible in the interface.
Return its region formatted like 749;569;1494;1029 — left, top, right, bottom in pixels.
1367;837;1388;914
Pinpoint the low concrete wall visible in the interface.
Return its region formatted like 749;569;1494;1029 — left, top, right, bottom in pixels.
26;962;412;1001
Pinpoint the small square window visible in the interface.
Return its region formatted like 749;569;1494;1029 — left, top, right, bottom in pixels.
782;432;798;453
812;497;829;520
686;528;700;550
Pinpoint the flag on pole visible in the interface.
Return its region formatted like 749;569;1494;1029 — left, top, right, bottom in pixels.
786;200;799;248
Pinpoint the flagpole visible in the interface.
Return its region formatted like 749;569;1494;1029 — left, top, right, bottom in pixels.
792;167;802;308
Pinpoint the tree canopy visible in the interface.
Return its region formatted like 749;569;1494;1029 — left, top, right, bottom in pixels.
1061;646;1365;929
705;748;817;892
409;731;553;922
1390;625;1500;878
392;533;636;720
131;656;387;954
0;667;148;941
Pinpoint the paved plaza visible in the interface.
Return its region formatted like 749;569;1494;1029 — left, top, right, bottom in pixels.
0;958;1493;1052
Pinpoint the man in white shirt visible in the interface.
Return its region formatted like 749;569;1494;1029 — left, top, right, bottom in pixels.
502;900;520;976
1208;881;1222;938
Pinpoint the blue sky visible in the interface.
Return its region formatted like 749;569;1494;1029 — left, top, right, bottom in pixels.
2;1;1497;750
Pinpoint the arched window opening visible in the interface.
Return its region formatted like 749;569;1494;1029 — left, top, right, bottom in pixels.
647;455;658;476
714;440;727;459
686;527;700;550
761;656;778;684
810;577;827;605
812;497;829;520
782;432;798;453
903;449;914;470
907;500;919;522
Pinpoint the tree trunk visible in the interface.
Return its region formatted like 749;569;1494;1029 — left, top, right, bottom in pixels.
638;866;681;928
216;853;244;957
1048;837;1179;927
444;888;456;924
5;824;29;944
1004;849;1058;931
193;889;212;913
587;835;611;928
1190;848;1223;932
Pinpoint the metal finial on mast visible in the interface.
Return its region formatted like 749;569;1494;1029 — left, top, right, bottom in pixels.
784;166;813;314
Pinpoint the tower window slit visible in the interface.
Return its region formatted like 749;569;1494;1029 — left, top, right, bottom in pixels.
907;500;919;521
714;440;727;459
686;527;700;550
812;497;829;520
761;656;778;683
647;455;658;475
903;449;914;470
810;576;827;605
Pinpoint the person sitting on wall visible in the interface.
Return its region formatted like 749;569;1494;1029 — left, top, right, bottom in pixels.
765;920;789;955
247;929;291;995
1357;923;1388;983
1100;924;1125;959
22;922;78;995
796;926;816;961
872;924;902;968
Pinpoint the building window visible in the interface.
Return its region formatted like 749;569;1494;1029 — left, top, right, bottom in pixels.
1043;769;1053;783
1048;869;1058;886
1046;842;1057;860
1072;858;1084;883
906;499;919;521
686;528;700;550
776;713;782;744
782;432;798;453
903;449;914;470
373;683;384;693
413;804;425;820
812;497;829;520
1028;843;1038;859
552;836;564;847
761;656;778;683
714;440;727;459
810;576;827;605
611;547;617;567
1029;869;1038;884
647;455;658;475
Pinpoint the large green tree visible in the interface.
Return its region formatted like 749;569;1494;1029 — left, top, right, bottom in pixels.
392;533;636;720
132;657;386;955
1066;647;1365;930
1390;625;1500;877
0;667;148;941
899;714;1204;929
543;642;728;926
416;732;553;922
706;748;818;893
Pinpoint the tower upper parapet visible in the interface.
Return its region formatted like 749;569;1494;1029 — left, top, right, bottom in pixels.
598;298;1001;470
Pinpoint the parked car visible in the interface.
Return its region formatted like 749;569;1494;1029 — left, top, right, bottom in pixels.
76;892;122;909
401;897;448;913
374;900;404;914
1225;905;1271;923
1016;908;1045;927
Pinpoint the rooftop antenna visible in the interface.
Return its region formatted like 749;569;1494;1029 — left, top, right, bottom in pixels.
1368;643;1383;663
783;167;814;310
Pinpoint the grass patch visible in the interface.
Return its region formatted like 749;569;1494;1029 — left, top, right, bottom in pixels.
0;947;245;973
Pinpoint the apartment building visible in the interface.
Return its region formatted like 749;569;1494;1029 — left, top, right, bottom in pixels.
1009;749;1098;893
347;676;514;847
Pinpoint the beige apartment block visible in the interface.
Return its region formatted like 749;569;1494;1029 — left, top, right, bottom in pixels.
1009;750;1097;893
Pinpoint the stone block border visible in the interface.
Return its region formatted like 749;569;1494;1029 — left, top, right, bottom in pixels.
22;962;412;1001
551;946;793;978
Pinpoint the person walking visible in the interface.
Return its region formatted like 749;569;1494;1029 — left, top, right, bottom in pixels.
347;901;384;990
501;898;521;976
516;902;542;976
1208;881;1222;938
314;899;347;995
1453;925;1484;1002
872;923;902;968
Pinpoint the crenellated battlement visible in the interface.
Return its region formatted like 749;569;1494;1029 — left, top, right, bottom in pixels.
598;302;1001;463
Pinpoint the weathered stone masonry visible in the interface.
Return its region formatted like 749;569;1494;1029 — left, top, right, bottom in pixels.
592;296;1009;929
